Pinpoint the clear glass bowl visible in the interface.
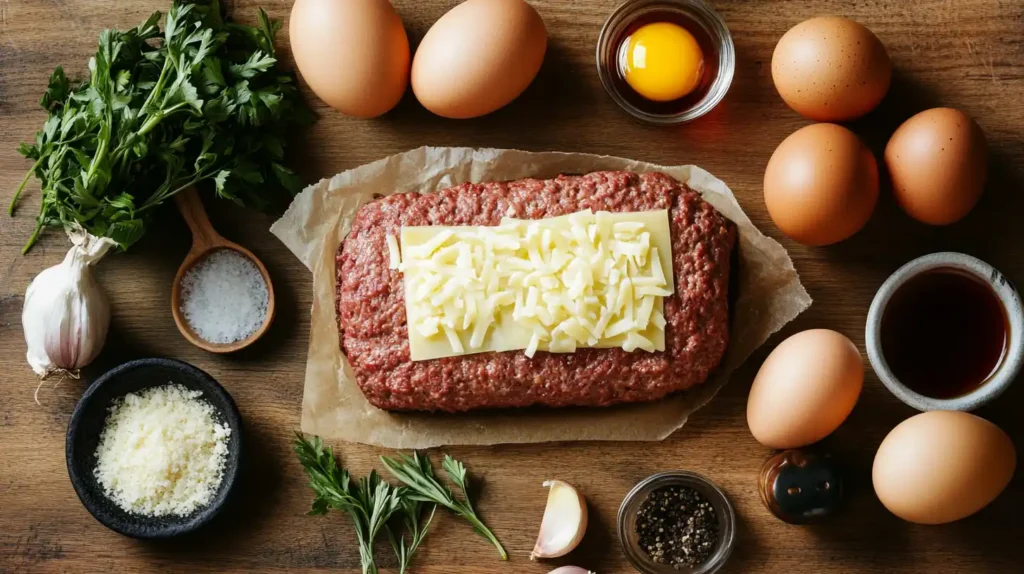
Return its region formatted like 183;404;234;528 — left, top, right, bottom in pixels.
618;471;736;574
596;0;735;124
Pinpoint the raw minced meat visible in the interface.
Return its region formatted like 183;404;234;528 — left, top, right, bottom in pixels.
336;171;736;413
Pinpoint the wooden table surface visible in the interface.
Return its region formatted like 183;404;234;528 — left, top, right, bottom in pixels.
3;1;1023;572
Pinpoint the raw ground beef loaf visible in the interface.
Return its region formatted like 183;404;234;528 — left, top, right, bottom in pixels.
336;171;737;413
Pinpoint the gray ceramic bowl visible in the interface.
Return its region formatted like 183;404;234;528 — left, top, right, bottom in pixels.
866;252;1023;411
66;358;242;539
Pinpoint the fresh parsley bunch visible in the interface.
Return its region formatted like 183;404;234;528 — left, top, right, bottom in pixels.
10;0;312;253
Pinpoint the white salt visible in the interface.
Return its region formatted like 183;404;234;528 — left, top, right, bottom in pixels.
180;249;269;344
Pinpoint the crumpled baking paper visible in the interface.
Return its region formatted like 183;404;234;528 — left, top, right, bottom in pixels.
271;147;811;448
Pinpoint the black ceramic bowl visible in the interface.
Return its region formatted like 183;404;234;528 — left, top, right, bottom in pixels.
66;358;242;539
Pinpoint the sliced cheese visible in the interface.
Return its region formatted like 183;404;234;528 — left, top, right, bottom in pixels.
399;209;674;361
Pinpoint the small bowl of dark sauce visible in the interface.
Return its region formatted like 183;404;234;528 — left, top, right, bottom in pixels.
866;252;1024;411
596;0;735;124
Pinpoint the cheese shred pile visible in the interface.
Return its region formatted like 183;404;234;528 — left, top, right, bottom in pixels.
393;209;674;360
93;384;231;517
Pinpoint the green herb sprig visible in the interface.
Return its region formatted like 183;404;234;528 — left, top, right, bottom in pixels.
386;497;437;574
381;452;508;561
294;434;404;574
11;0;311;253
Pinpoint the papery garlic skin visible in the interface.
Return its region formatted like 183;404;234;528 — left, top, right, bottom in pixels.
23;229;114;377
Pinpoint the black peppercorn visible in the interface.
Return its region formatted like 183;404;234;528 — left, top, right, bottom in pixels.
635;485;719;569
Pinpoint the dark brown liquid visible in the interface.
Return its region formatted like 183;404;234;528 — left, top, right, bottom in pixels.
880;268;1007;399
610;11;719;114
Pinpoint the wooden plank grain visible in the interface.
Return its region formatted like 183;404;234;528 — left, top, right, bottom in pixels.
2;0;1024;572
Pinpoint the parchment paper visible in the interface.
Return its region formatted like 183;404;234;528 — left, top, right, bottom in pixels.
271;147;811;448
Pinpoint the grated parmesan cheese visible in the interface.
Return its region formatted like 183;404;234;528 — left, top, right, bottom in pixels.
93;384;231;517
396;209;675;360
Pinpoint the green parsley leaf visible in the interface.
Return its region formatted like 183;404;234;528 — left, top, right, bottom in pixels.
41;67;70;110
229;50;276;79
10;0;312;252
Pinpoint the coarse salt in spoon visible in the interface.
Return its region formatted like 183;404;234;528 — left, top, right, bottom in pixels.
171;188;275;353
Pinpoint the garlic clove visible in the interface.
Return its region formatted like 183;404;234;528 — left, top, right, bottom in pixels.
531;479;588;560
547;567;595;574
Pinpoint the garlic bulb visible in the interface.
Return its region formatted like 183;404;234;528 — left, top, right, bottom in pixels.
22;228;114;377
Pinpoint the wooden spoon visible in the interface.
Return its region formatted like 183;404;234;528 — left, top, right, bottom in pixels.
170;188;275;353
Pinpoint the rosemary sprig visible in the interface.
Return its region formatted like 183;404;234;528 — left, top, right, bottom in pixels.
386;497;437;574
381;452;508;561
294;433;403;574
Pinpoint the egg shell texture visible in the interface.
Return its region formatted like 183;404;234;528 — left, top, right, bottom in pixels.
411;0;547;119
885;108;989;225
746;329;864;449
873;411;1015;524
772;16;891;121
289;0;410;118
763;123;879;246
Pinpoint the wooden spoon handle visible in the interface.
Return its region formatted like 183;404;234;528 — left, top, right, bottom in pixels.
174;187;222;252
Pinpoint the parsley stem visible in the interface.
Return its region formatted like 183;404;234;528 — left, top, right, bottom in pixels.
22;225;42;255
84;133;109;190
139;58;172;118
9;157;45;216
21;200;47;254
137;103;188;137
138;172;213;212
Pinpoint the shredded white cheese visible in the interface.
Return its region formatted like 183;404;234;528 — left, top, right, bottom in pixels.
386;234;402;270
93;384;231;517
398;209;674;360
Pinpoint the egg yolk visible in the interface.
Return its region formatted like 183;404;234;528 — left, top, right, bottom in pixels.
622;22;704;102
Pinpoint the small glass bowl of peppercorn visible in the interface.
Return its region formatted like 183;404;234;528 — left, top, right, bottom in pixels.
618;471;736;573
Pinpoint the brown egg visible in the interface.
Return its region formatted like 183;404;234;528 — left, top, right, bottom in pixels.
873;411;1015;524
772;16;891;121
412;0;547;119
747;329;864;449
764;123;879;246
290;0;410;118
885;108;989;225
